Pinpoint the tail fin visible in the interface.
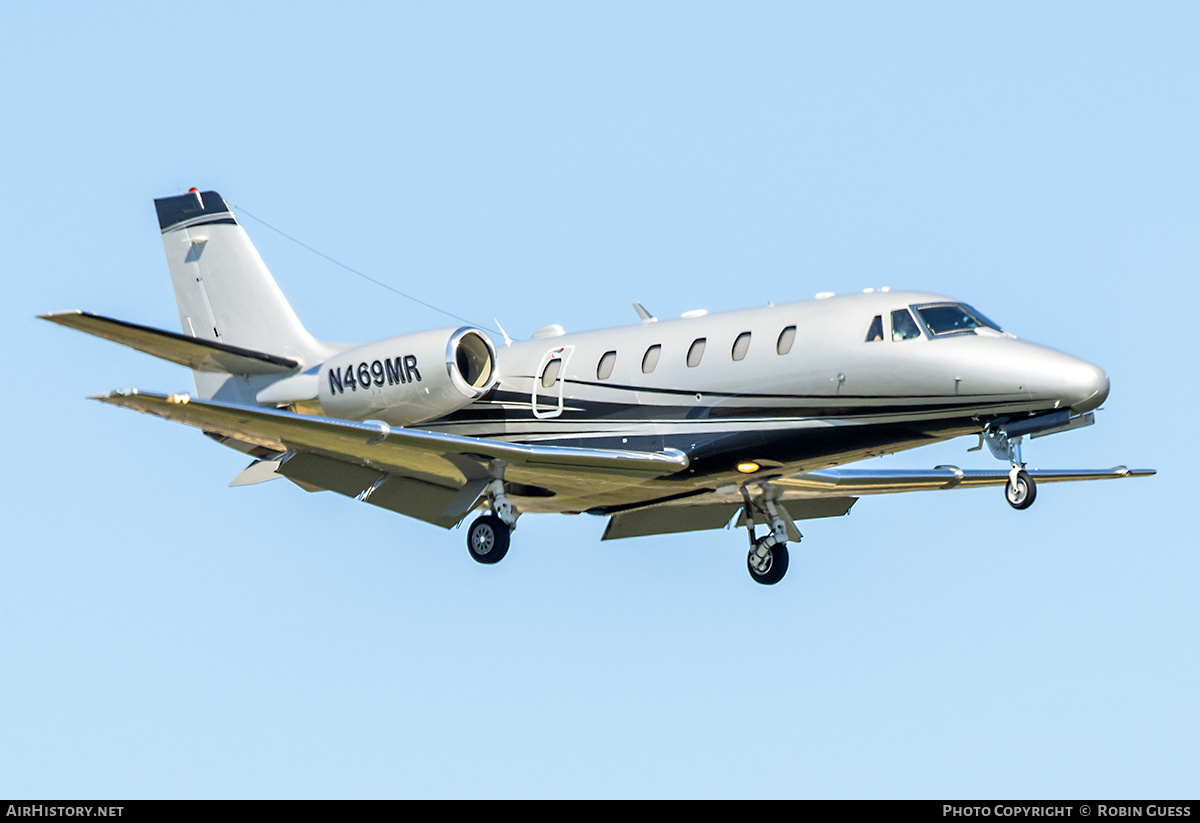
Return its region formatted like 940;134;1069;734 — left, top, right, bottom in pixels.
155;190;336;401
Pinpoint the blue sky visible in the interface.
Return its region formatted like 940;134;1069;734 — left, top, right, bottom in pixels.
3;2;1197;798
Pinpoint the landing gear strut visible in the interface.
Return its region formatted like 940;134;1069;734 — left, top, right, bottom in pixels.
984;424;1039;511
741;486;798;585
466;479;519;565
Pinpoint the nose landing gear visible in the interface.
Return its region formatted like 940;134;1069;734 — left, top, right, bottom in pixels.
984;424;1038;510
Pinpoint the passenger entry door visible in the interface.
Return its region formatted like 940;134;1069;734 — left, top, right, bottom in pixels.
531;345;574;418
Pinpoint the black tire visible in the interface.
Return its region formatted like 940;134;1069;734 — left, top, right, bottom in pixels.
747;539;789;585
467;515;510;564
1005;470;1037;510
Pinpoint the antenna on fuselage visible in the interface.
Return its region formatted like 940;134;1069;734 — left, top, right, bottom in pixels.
633;303;657;325
494;318;513;347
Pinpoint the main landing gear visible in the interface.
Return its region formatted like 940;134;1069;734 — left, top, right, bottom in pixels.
748;537;789;586
466;515;510;564
466;480;519;564
983;424;1038;511
741;487;798;586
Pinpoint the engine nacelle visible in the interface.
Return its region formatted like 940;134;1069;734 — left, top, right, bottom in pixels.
317;327;497;426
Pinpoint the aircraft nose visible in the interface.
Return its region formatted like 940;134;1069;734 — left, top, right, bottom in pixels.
1063;359;1110;413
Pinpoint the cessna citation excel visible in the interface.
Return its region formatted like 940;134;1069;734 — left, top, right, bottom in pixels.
43;190;1153;585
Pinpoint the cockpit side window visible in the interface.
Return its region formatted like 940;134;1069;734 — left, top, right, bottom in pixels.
914;303;1003;337
891;309;921;341
865;315;884;342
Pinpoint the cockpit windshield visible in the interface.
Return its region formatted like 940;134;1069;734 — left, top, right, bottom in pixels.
914;303;1003;337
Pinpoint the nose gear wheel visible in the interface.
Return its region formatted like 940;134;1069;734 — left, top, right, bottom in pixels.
1005;469;1036;510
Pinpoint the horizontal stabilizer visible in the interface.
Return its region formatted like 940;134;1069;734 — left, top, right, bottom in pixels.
41;311;299;376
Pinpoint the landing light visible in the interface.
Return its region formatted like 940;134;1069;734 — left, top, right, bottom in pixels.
737;462;760;474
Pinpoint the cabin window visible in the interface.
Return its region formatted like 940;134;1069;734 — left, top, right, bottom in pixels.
687;338;706;367
596;350;617;380
731;332;751;361
540;358;562;389
776;326;796;355
891;309;921;341
865;315;884;342
642;345;662;374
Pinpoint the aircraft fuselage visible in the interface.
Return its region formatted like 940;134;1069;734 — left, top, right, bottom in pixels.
420;290;1109;511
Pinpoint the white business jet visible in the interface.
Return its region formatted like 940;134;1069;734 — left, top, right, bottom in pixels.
42;190;1153;584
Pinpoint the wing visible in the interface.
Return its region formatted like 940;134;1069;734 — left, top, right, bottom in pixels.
94;390;689;528
771;465;1155;496
600;465;1154;540
94;390;1152;537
